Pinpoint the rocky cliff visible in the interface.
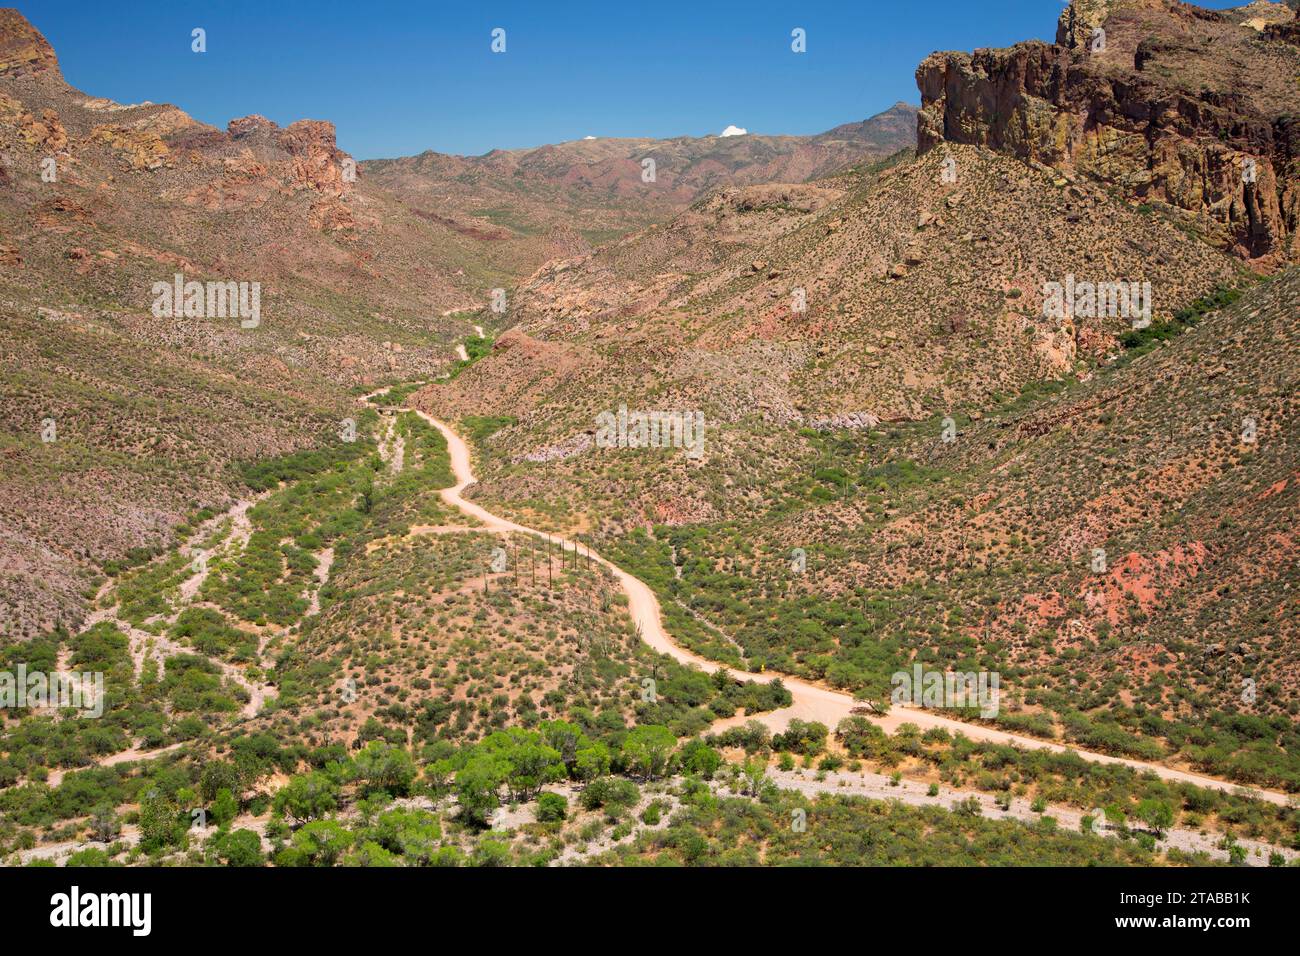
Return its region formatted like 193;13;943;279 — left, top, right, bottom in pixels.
916;0;1300;265
0;6;56;76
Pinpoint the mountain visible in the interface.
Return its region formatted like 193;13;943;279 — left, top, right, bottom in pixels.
424;143;1245;434
917;0;1300;264
361;103;918;280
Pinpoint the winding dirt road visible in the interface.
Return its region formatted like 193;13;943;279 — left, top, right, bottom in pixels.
416;410;1294;808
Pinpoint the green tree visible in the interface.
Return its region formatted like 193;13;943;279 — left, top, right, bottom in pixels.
622;725;676;780
540;720;586;775
273;772;339;825
283;820;352;867
472;839;511;867
574;743;611;783
1136;799;1174;837
476;728;565;799
835;716;887;758
353;741;417;797
741;759;768;798
373;808;442;864
424;758;455;792
211;788;239;829
213;828;264;867
680;739;721;779
430;846;465;867
504;741;564;800
773;719;828;756
199;761;243;803
344;841;399;867
456;755;510;828
579;777;640;811
536;792;567;823
139;789;185;852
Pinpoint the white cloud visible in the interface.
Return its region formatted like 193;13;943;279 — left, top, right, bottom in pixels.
719;125;748;137
583;135;596;140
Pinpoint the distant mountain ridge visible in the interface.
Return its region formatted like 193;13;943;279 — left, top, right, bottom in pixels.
362;102;918;277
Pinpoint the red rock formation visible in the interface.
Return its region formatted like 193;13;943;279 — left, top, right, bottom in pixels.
916;0;1300;264
88;124;171;170
0;94;67;151
277;119;353;195
0;7;58;76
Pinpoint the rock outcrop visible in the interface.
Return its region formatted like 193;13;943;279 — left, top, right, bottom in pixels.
0;93;66;151
89;124;172;170
0;7;58;77
916;0;1300;264
277;119;352;195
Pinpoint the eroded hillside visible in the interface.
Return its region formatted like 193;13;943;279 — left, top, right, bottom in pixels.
0;9;498;636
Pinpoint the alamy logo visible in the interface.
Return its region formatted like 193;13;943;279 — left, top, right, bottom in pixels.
1042;274;1151;328
0;664;103;718
50;886;151;936
151;273;261;328
595;404;705;459
891;664;999;718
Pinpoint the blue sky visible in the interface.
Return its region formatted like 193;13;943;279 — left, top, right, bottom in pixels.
22;0;1246;159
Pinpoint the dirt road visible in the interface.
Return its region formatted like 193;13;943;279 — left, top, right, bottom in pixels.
418;410;1294;808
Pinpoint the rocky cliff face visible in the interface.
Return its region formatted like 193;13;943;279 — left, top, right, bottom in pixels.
276;119;352;195
916;0;1300;265
0;10;357;217
0;7;57;77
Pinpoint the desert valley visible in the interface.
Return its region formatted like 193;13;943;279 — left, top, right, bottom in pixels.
0;0;1298;888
